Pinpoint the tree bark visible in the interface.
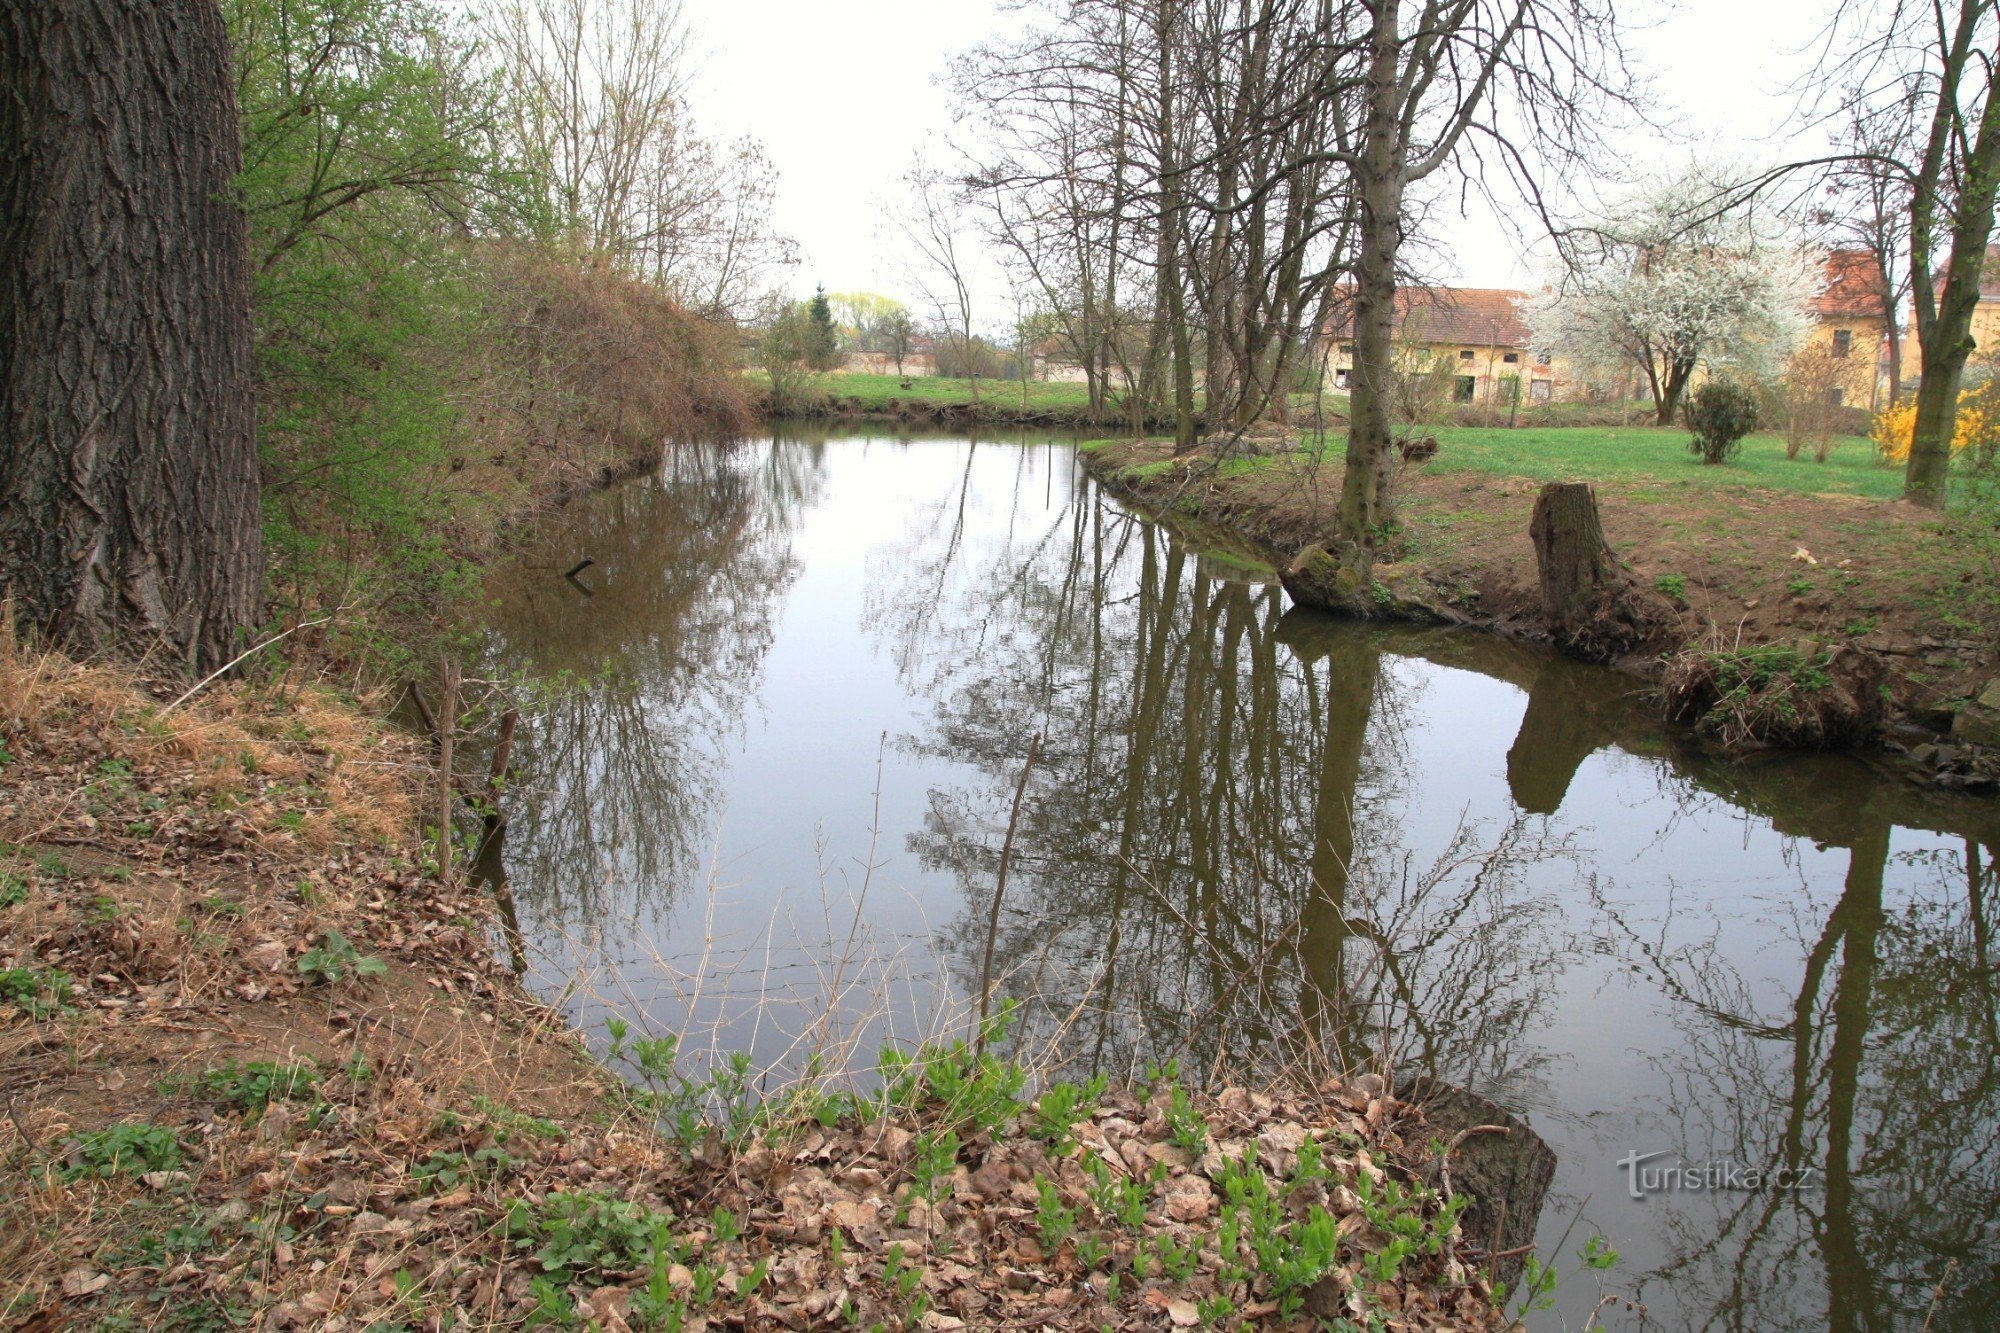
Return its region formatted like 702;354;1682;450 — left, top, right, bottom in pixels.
1529;482;1669;662
1336;0;1406;546
1903;0;2000;507
0;0;262;672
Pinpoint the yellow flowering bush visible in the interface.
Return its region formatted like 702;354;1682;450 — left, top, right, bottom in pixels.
1873;382;2000;465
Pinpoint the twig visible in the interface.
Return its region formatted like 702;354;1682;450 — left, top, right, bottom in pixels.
1923;1259;1961;1332
977;731;1041;1055
159;613;338;714
436;657;459;883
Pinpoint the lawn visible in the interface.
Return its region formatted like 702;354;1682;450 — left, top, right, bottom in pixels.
772;370;1101;412
1422;426;1901;500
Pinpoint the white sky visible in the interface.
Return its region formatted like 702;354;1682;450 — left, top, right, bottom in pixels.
688;0;1843;322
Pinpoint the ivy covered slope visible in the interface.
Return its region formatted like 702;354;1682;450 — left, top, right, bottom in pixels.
0;635;1542;1330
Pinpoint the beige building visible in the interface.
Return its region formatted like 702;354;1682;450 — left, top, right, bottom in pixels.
1323;287;1595;406
1802;249;1894;411
1972;245;2000;360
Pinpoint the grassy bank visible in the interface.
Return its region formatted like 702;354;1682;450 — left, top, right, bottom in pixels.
1080;430;2000;756
0;639;1540;1330
752;372;1348;430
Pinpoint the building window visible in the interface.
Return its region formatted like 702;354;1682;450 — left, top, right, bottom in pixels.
1831;329;1852;359
1334;368;1351;389
1339;344;1356;357
1459;349;1476;360
1529;379;1553;402
1454;375;1477;402
1826;387;1845;407
1534;348;1553;366
1502;352;1520;364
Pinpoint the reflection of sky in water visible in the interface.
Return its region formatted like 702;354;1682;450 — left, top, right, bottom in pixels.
481;428;2000;1332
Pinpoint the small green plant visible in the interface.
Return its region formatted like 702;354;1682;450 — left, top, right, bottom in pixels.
504;1191;675;1285
525;1274;578;1328
883;1243;929;1323
879;1010;1027;1136
1034;1175;1078;1250
0;965;72;1018
1196;1293;1235;1325
193;1059;320;1113
710;1205;743;1245
296;929;386;986
1029;1073;1106;1151
1074;1232;1110;1272
0;870;28;907
1084;1155;1151;1229
63;1123;183;1179
1165;1084;1208;1158
1511;1233;1620;1318
412;1146;513;1191
899;1128;959;1223
1149;1231;1200;1281
1787;574;1815;596
629;1220;690;1330
1655;572;1687;601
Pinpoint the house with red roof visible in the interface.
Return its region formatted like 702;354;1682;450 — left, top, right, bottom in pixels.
1321;286;1607;410
1804;249;1895;411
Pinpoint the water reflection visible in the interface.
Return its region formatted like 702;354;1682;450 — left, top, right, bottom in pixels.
479;429;2000;1330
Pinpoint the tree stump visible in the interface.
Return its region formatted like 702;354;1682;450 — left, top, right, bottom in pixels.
1529;482;1670;662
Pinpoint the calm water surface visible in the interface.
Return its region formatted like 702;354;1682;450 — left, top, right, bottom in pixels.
478;425;2000;1331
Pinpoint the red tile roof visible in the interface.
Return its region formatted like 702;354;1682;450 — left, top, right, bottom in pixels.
1813;248;1890;320
1326;287;1532;347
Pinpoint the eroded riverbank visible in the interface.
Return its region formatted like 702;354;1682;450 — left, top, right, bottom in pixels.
1079;434;2000;780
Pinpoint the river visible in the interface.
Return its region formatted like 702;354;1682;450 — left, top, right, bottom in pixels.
476;424;2000;1331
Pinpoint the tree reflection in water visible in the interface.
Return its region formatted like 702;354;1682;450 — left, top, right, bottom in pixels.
1600;803;2000;1328
888;478;1573;1096
480;439;822;938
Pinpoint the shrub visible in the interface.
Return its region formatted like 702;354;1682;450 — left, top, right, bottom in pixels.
1684;378;1761;464
1872;382;2000;468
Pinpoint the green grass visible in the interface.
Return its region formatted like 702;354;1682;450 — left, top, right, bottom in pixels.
767;372;1336;421
1123;424;1902;501
756;371;1100;413
1422;426;1900;499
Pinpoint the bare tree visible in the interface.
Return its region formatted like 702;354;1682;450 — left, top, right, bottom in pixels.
893;160;985;403
1821;93;1920;407
1325;0;1629;552
487;0;793;317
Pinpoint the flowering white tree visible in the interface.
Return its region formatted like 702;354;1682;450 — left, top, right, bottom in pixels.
1530;172;1822;425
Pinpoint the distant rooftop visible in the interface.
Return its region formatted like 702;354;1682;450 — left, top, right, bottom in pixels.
1326;286;1532;347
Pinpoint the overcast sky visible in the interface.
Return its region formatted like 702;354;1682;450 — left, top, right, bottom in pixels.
688;0;1843;319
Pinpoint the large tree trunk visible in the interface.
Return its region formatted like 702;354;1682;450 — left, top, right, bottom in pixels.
1908;167;1999;503
1904;4;2000;507
1336;0;1405;546
0;0;262;673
